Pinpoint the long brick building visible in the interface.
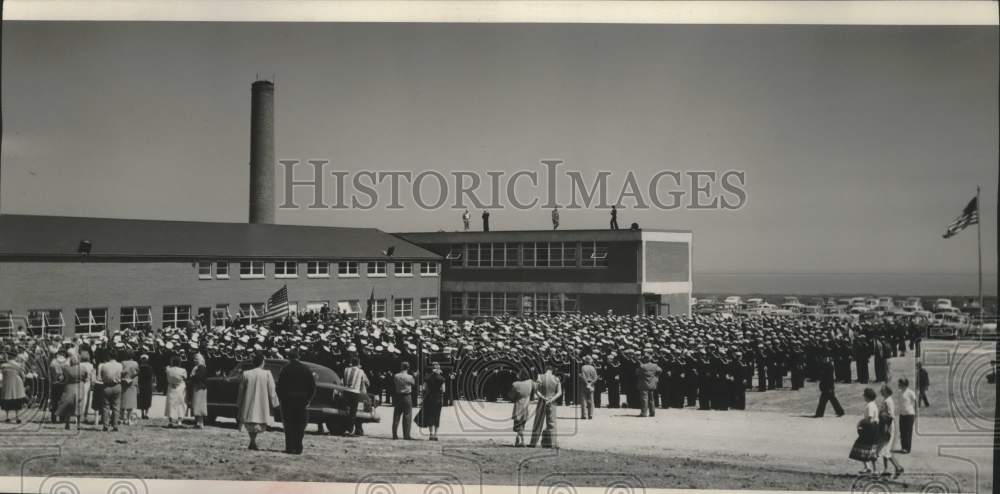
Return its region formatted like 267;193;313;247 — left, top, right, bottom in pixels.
0;214;442;336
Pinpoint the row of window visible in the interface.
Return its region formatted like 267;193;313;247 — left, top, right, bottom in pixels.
197;261;440;280
0;298;441;335
447;242;609;268
449;292;580;317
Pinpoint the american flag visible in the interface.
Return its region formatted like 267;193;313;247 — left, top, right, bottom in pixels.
942;196;979;239
259;285;289;322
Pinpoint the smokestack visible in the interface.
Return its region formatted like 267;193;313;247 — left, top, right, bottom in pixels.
249;80;276;224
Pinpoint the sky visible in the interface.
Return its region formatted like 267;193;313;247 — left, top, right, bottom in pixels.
1;22;997;293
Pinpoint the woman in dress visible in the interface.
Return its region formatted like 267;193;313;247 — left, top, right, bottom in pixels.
56;354;87;430
119;351;140;426
878;385;904;478
419;362;446;441
507;370;536;447
164;356;188;428
849;387;881;475
78;351;96;424
187;353;209;429
1;353;27;423
137;354;155;419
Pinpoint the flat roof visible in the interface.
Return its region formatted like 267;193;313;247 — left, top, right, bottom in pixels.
396;228;692;243
0;214;440;260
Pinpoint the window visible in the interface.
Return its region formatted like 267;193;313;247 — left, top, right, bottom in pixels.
446;245;464;266
238;303;265;318
74;308;108;334
523;242;576;267
337;300;361;315
212;304;230;327
27;309;64;335
119;306;152;331
367;261;387;277
393;298;413;318
0;311;13;336
198;261;213;279
454;292;521;317
420;262;440;276
305;301;329;312
394;262;413;276
215;261;229;279
464;242;518;267
525;293;580;315
338;261;359;277
274;261;298;278
240;261;264;278
420;297;439;318
450;294;464;317
307;261;329;278
372;299;387;319
163;305;192;328
582;242;609;267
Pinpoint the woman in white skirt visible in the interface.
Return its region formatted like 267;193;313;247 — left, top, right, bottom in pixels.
164;356;188;428
877;385;904;478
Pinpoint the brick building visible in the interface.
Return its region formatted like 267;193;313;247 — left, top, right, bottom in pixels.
397;228;692;319
0;214;442;337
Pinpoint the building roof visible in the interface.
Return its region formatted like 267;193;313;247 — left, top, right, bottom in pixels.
396;228;691;244
0;214;440;260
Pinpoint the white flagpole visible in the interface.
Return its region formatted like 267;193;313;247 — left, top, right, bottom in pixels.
976;186;983;323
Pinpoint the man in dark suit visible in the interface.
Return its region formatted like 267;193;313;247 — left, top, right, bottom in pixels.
813;357;844;418
277;349;316;454
603;357;621;408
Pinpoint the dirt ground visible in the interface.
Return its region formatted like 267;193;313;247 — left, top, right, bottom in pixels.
1;340;993;492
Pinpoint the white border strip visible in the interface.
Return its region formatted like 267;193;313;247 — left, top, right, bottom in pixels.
0;477;839;494
3;1;998;25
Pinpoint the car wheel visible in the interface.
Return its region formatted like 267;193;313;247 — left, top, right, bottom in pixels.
326;418;349;436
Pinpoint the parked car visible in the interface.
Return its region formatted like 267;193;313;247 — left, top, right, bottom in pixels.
724;296;743;306
206;358;379;434
903;297;924;311
933;298;954;311
877;297;894;308
963;317;999;340
928;313;971;339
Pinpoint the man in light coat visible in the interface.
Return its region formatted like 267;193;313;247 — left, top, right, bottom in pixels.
579;356;598;420
343;357;370;436
237;353;280;451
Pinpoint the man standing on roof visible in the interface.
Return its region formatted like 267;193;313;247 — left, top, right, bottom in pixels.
462;208;471;231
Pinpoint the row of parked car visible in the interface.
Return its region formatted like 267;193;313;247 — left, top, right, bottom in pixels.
691;295;997;339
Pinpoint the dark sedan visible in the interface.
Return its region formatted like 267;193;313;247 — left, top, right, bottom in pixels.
206;358;379;434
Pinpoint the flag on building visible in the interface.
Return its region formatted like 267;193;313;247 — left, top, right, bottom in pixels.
259;285;289;322
942;196;979;239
